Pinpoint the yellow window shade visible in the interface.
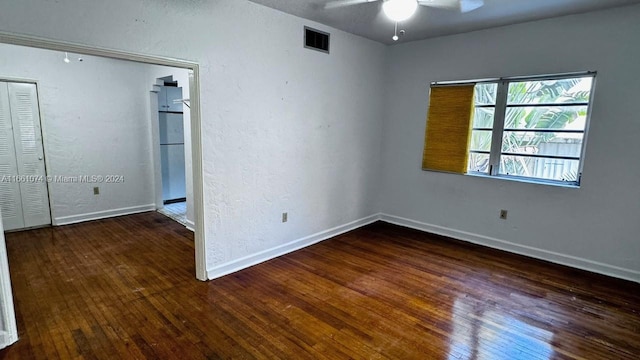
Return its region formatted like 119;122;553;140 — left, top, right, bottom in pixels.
422;85;475;174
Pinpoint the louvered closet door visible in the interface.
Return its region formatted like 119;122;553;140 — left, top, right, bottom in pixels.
0;83;25;231
7;83;50;229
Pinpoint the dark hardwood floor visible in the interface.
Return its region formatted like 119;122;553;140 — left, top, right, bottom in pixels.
1;212;639;359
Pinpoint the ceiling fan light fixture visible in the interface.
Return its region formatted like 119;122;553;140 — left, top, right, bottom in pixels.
382;0;418;22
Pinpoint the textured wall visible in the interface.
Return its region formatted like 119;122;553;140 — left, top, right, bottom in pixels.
380;5;640;279
0;0;387;272
0;43;156;222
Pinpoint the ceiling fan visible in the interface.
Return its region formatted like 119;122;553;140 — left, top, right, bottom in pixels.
324;0;484;41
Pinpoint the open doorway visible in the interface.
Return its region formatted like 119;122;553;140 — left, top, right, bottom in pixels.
158;76;188;209
150;74;194;231
0;34;206;281
151;75;194;230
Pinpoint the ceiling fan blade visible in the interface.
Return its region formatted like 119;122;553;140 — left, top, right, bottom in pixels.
418;0;458;11
324;0;379;10
459;0;484;13
418;0;484;13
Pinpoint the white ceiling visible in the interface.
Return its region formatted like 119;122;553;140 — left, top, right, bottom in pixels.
248;0;640;45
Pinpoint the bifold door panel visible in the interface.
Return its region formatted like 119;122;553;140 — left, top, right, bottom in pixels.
0;82;50;231
0;83;25;230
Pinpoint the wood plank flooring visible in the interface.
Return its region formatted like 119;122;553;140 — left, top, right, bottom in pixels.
1;212;639;359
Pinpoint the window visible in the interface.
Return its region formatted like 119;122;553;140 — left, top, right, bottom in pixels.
424;73;596;186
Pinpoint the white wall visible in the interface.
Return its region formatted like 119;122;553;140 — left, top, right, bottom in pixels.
380;5;640;281
0;44;157;224
0;0;387;276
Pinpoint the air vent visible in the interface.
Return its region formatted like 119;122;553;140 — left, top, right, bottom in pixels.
304;26;330;54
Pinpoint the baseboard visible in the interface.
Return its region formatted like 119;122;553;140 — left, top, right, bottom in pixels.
185;219;195;232
380;213;640;284
54;204;156;226
164;198;186;205
207;213;381;280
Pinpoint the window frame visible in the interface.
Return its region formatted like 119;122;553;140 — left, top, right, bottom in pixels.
433;71;596;187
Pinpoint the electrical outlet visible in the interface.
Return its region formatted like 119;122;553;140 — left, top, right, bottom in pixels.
93;187;100;195
499;209;508;220
282;212;288;223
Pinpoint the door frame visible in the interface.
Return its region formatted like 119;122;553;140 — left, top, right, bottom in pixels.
0;78;55;231
0;31;208;281
0;215;18;348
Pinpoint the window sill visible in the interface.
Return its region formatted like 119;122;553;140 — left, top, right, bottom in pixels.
466;172;580;189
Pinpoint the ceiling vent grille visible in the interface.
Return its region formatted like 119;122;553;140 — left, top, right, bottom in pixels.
304;26;330;54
